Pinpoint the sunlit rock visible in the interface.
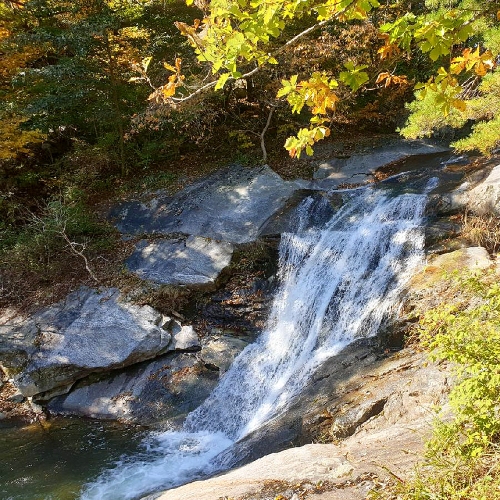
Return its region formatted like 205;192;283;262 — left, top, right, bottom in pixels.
0;287;172;398
126;236;233;285
109;164;298;244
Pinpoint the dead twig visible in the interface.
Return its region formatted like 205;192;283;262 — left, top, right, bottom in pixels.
260;106;275;163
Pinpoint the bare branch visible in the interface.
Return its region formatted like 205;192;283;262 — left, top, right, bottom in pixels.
60;232;99;284
260;106;275;163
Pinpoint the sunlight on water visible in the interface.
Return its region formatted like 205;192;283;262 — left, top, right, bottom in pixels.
81;180;436;499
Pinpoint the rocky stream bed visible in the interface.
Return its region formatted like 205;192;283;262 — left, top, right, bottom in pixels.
2;137;500;499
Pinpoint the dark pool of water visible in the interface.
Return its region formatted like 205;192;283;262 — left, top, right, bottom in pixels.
0;417;148;500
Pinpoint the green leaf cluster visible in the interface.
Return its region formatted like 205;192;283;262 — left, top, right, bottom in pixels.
387;0;500;154
420;270;500;457
383;269;500;500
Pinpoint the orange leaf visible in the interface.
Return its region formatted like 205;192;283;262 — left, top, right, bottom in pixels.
162;82;177;98
376;72;391;84
377;42;400;61
452;99;467;112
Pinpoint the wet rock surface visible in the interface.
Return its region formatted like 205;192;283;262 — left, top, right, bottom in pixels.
259;190;340;236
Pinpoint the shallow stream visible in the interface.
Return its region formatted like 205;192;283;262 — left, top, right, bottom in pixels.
1;162;449;499
0;418;147;499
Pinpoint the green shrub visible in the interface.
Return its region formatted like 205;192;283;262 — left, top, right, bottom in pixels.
0;197;114;279
377;270;500;499
420;271;500;458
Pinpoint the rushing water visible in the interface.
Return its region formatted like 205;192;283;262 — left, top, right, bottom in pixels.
80;179;436;500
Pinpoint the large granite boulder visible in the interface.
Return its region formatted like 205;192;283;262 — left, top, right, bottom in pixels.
109;164;298;244
467;164;500;215
47;353;217;423
0;287;176;398
126;236;234;285
47;333;248;423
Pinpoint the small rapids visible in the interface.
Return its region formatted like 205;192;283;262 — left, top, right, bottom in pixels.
81;180;436;500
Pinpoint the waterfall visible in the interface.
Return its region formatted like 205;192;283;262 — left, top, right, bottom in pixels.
81;180;434;500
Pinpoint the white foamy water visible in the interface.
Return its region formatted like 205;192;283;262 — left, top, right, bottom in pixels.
81;181;434;500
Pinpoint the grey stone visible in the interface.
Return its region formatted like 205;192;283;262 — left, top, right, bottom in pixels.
169;323;200;351
430;246;492;271
330;398;388;438
468;164;500;215
312;140;449;189
109;165;297;244
200;336;249;374
425;219;462;247
126;236;234;285
7;390;25;403
47;353;218;423
436;181;471;214
0;287;172;397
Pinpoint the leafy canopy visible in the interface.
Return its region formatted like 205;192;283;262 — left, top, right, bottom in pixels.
160;0;500;157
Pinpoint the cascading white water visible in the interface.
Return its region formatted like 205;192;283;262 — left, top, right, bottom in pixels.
81;180;435;500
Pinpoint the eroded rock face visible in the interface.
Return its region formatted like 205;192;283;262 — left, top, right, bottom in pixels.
126;236;234;285
47;353;218;423
109;164;298;244
312;140;449;189
0;287;173;398
468;164;500;215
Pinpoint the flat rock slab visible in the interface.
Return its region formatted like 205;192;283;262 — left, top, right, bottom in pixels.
109;165;298;244
0;287;172;397
126;236;234;285
48;353;218;423
313;140;449;189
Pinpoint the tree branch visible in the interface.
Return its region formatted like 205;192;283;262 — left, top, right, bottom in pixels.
260;106;275;163
60;231;99;284
171;19;331;104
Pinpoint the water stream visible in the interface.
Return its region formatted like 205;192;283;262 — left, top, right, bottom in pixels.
80;178;436;500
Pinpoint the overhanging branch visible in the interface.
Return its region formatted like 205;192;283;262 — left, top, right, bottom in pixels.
170;19;331;104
